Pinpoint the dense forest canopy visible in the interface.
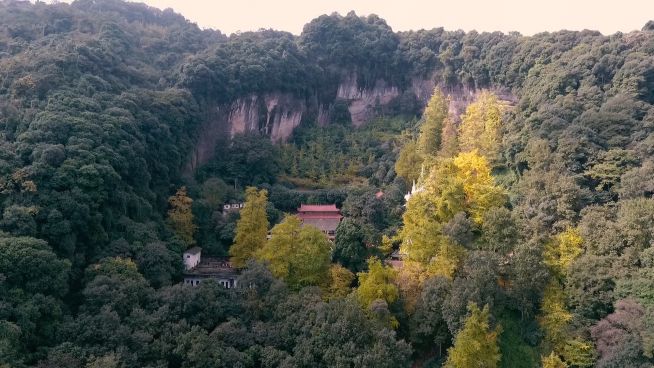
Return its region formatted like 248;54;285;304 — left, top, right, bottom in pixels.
2;0;654;367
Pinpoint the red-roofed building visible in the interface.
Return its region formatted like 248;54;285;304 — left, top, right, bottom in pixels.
297;204;343;240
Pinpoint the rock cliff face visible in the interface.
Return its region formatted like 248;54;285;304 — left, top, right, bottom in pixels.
187;92;305;171
188;74;515;171
336;74;400;126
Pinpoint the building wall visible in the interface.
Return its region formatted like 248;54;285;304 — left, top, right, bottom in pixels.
302;218;341;232
183;252;201;270
183;275;238;288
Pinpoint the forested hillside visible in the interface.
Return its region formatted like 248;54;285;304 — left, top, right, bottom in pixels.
2;0;654;367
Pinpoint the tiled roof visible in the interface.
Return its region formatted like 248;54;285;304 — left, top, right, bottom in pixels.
302;218;342;232
298;213;343;219
297;204;340;212
184;257;239;276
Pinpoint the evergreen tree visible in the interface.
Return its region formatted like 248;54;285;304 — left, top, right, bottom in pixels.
418;89;449;156
439;115;459;158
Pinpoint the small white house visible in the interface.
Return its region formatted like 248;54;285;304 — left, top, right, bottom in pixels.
183;246;202;270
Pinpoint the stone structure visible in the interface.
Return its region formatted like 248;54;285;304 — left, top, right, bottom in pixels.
183;246;202;270
385;249;406;270
403;180;425;203
182;247;240;288
404;165;426;203
222;202;245;216
185;71;517;173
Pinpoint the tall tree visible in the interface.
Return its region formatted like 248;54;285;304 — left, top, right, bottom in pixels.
458;91;506;163
395;140;424;183
418;89;449;156
452;151;507;223
201;177;231;210
409;276;453;356
256;215;331;290
444;303;502;368
332;218;371;273
538;279;573;353
439;115;459;158
356;257;399;309
167;186;197;246
229;187;269;267
541;352;568;368
400;159;465;264
400;151;505;267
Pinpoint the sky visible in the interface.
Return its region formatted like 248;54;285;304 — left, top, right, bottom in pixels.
122;0;654;36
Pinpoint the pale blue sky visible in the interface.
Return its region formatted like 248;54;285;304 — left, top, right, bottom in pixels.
54;0;654;36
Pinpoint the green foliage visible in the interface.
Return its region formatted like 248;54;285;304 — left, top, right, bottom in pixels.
565;255;615;320
409;276;452;356
497;311;540;368
199;133;281;186
479;207;518;254
395;140;424;183
256;215;331;290
560;339;596;368
167;186;197;246
442;251;502;334
333;218;371;273
0;234;71;363
300;11;402;88
0;235;70;297
458;91;506;163
200;177;231;210
229;187;269;267
444;303;501;368
279;117;409;187
418;89;449;156
356;257;399;309
539;279;573;353
2;1;654;366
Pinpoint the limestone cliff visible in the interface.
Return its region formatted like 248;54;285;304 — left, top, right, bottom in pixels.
336;74;399;126
188;74;515;171
187;92;305;172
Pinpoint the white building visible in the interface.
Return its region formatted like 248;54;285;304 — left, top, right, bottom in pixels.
182;247;240;288
403;180;425;203
403;165;426;204
183;246;202;270
222;203;245;216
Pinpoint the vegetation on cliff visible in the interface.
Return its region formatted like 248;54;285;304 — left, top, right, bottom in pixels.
2;0;654;367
